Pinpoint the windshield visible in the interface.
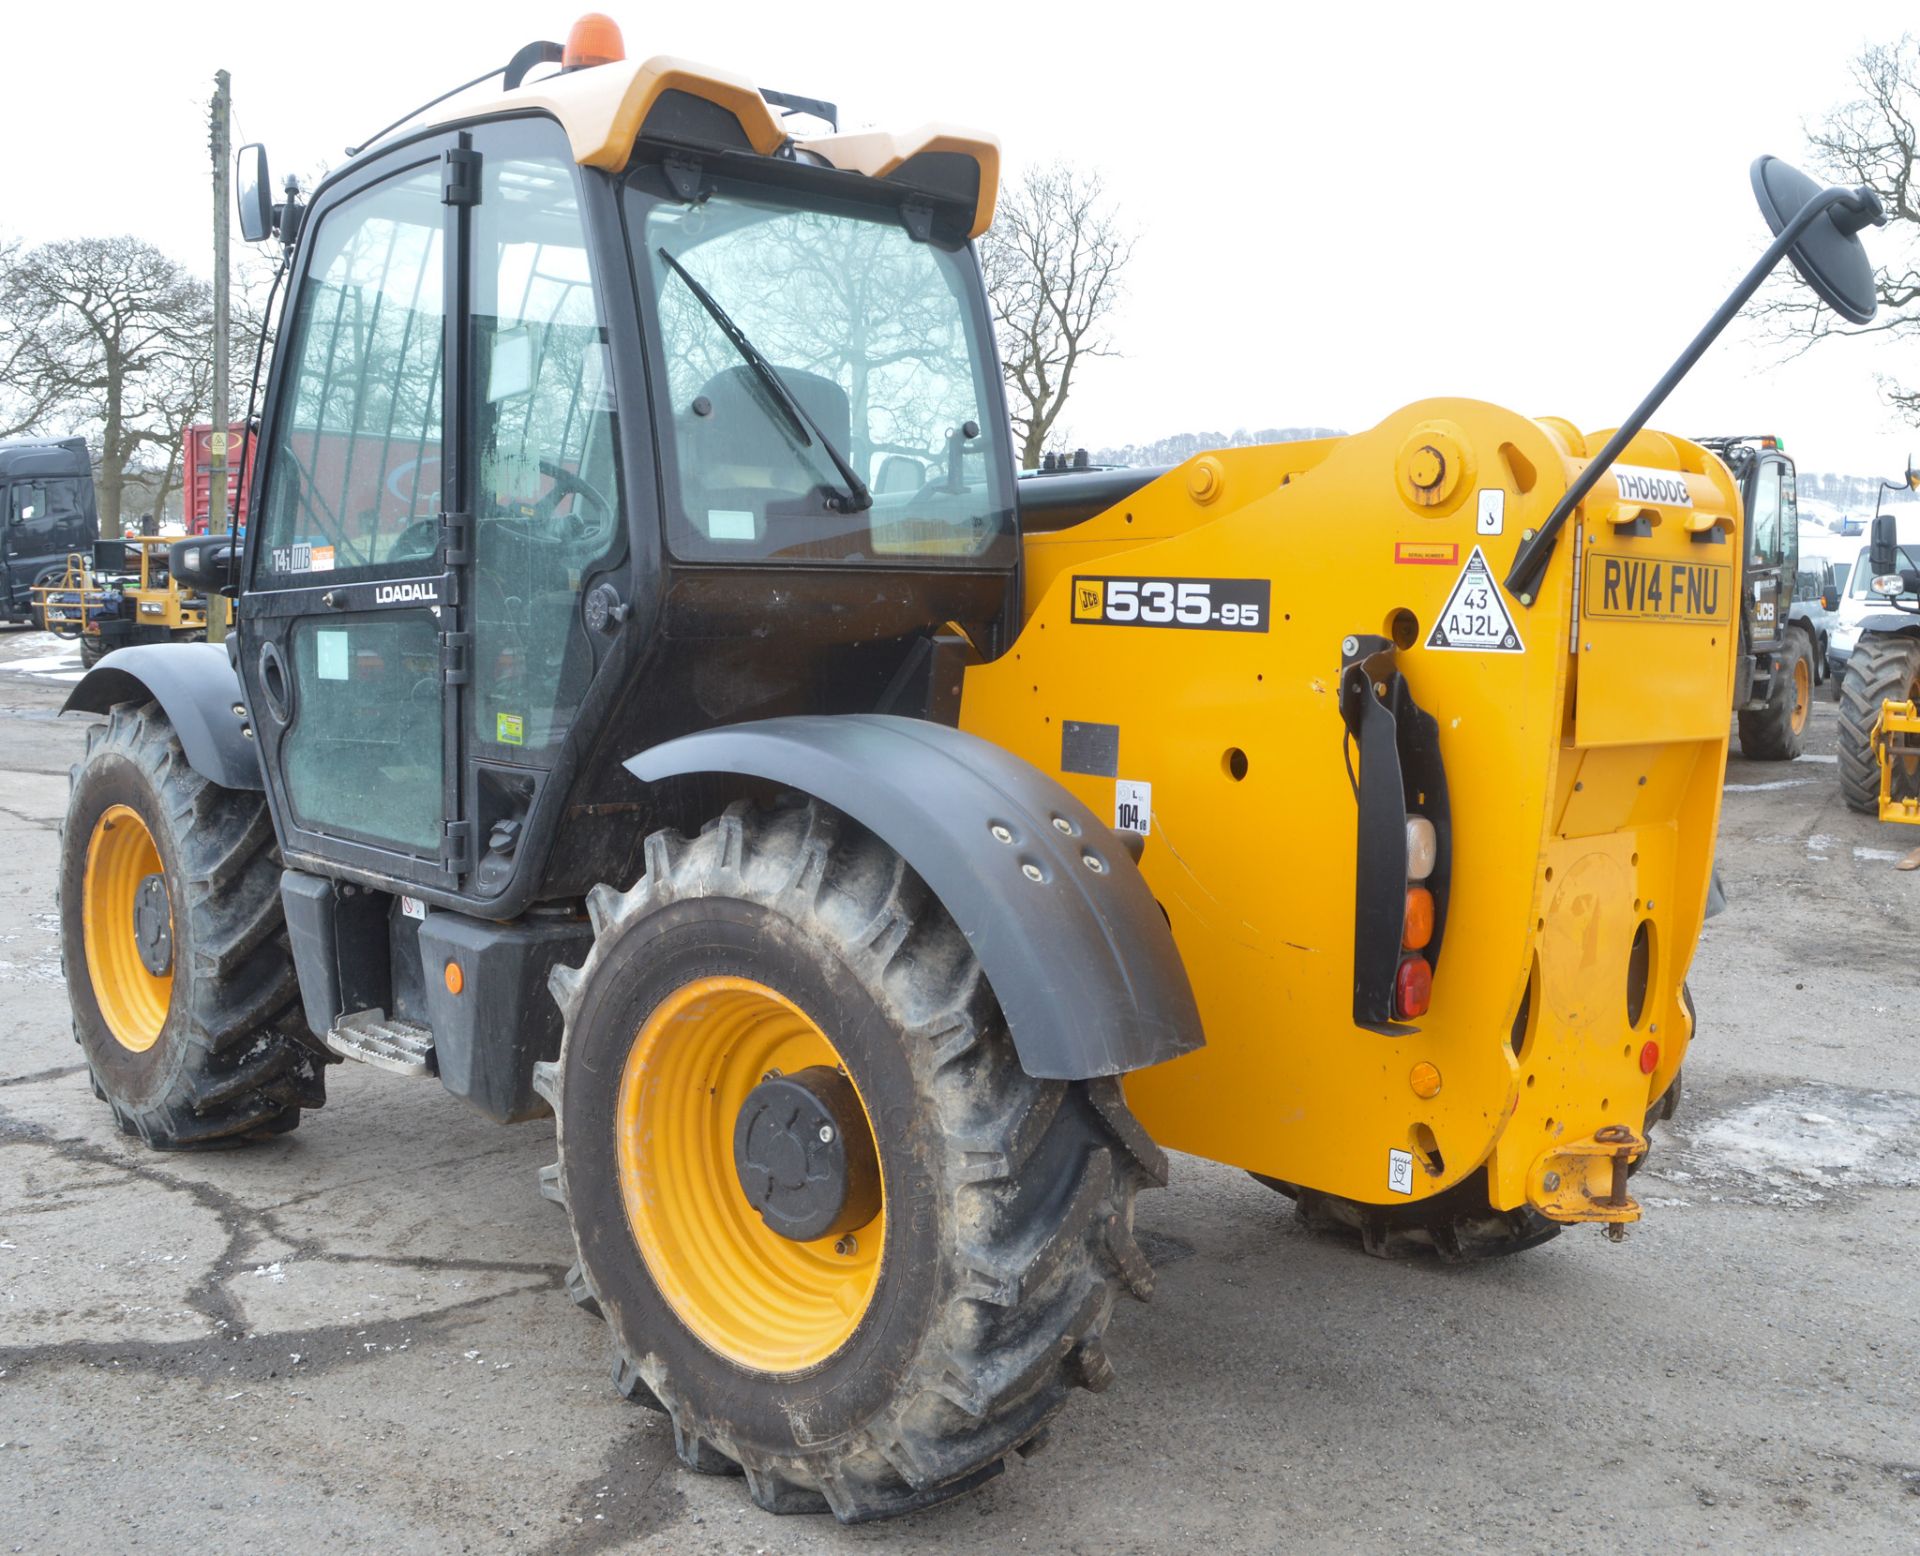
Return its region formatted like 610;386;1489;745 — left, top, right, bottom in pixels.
627;169;1015;567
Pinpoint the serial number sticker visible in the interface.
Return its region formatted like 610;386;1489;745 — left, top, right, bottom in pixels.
399;896;426;921
1584;554;1731;624
1612;465;1694;508
1394;541;1458;566
1388;1149;1415;1196
1070;575;1269;631
1114;778;1151;835
1425;544;1522;653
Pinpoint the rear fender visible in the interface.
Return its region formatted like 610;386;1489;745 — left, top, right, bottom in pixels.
62;642;261;791
624;714;1204;1080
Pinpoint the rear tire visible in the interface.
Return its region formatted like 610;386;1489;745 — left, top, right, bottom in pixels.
1838;635;1920;814
539;798;1165;1522
59;700;325;1147
1737;630;1811;760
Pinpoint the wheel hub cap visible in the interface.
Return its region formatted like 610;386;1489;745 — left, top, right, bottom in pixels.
134;873;173;976
733;1066;882;1243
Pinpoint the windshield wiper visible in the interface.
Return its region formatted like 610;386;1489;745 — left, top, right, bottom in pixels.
656;247;872;515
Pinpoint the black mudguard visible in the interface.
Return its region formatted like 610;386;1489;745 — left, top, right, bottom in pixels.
624;714;1204;1081
62;643;262;791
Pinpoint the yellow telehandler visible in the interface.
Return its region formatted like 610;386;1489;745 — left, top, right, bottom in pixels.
53;14;1884;1521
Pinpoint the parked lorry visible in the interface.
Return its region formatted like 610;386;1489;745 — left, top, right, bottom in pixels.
183;423;256;536
0;435;96;624
49;16;1885;1523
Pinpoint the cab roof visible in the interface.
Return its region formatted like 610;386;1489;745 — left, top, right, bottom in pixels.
409;52;1000;239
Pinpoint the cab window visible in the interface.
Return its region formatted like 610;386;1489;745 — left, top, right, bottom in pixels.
1748;461;1782;565
255;165;446;581
627;170;1015;568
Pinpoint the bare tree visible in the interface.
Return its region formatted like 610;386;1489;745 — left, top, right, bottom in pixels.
1758;37;1920;420
0;236;213;528
979;164;1133;469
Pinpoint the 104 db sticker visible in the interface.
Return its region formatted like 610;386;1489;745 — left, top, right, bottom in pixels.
1071;576;1270;631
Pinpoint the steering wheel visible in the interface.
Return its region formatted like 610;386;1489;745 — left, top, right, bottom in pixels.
388;517;441;565
534;459;617;548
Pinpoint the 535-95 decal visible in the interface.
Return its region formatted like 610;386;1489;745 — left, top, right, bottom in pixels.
1071;575;1270;632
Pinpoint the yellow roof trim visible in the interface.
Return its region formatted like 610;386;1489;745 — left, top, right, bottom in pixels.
409;58;997;236
800;124;1001;239
420;53;787;168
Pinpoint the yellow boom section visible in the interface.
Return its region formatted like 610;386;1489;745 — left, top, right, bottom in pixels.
960;400;1739;1228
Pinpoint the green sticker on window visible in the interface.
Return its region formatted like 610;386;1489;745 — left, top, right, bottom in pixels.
496;712;524;746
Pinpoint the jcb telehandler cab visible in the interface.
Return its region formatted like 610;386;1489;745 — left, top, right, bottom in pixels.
1696;434;1816;758
55;17;1885;1522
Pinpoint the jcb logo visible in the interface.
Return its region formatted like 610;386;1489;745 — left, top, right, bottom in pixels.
1073;580;1104;621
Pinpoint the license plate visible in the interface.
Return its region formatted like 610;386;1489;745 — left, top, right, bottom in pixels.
1584;553;1731;624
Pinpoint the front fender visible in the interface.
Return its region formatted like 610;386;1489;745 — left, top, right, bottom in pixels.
62;642;261;791
624;714;1203;1080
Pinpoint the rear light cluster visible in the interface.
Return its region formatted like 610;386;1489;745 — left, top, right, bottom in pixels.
1397;816;1438;1018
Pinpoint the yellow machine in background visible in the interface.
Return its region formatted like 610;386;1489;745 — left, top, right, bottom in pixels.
34;536;208;668
965;408;1736;1247
1870;699;1920;823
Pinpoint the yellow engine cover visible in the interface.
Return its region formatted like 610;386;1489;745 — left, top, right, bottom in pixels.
960;400;1738;1224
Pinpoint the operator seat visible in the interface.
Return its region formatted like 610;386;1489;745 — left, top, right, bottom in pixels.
683;364;853;548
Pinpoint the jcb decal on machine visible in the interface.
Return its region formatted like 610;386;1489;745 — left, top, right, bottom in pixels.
1584;554;1730;624
1071;575;1269;631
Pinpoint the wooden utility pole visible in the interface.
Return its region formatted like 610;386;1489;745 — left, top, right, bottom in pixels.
208;68;231;643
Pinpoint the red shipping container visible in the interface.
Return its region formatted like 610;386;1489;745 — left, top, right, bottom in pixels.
185;423;257;536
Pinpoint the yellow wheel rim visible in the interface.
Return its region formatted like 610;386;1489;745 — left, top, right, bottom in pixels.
82;804;173;1053
1791;655;1811;734
616;976;884;1373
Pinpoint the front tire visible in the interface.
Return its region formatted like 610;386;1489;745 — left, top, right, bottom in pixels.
59;700;325;1147
539;799;1164;1522
1737;630;1811;760
1838;635;1920;814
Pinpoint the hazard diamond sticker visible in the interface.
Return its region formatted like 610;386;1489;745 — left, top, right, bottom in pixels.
1426;544;1522;652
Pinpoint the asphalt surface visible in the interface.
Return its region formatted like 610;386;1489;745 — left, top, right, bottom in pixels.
2;627;1917;1554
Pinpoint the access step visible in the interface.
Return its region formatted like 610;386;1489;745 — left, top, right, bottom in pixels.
324;1009;437;1077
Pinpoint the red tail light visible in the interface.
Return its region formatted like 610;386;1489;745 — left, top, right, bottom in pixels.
1395;955;1432;1019
1639;1040;1659;1075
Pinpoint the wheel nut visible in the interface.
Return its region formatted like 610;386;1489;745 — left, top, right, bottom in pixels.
818;1124;835;1144
1543;1171;1561;1192
1021;862;1044;882
834;1235;858;1256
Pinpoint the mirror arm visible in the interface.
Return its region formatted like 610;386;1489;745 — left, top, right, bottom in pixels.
1504;184;1875;604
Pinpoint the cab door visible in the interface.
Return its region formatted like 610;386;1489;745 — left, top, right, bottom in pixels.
1744;453;1794;650
240;137;471;889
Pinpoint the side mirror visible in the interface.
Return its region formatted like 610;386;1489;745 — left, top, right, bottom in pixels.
1751;156;1884;324
237;144;274;244
1870;512;1899;577
169;536;242;597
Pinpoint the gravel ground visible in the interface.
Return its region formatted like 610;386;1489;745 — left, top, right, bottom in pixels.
2;627;1916;1554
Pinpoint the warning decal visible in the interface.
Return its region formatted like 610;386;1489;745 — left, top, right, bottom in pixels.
1425;544;1523;653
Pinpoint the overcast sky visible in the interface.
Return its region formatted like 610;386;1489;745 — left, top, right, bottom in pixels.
4;1;1915;479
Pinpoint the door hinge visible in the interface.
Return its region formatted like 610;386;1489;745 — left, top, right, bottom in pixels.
443;147;482;207
440;628;472;687
439;510;473;568
443;818;475;871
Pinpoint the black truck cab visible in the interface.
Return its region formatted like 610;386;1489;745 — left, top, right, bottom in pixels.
0;436;97;622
